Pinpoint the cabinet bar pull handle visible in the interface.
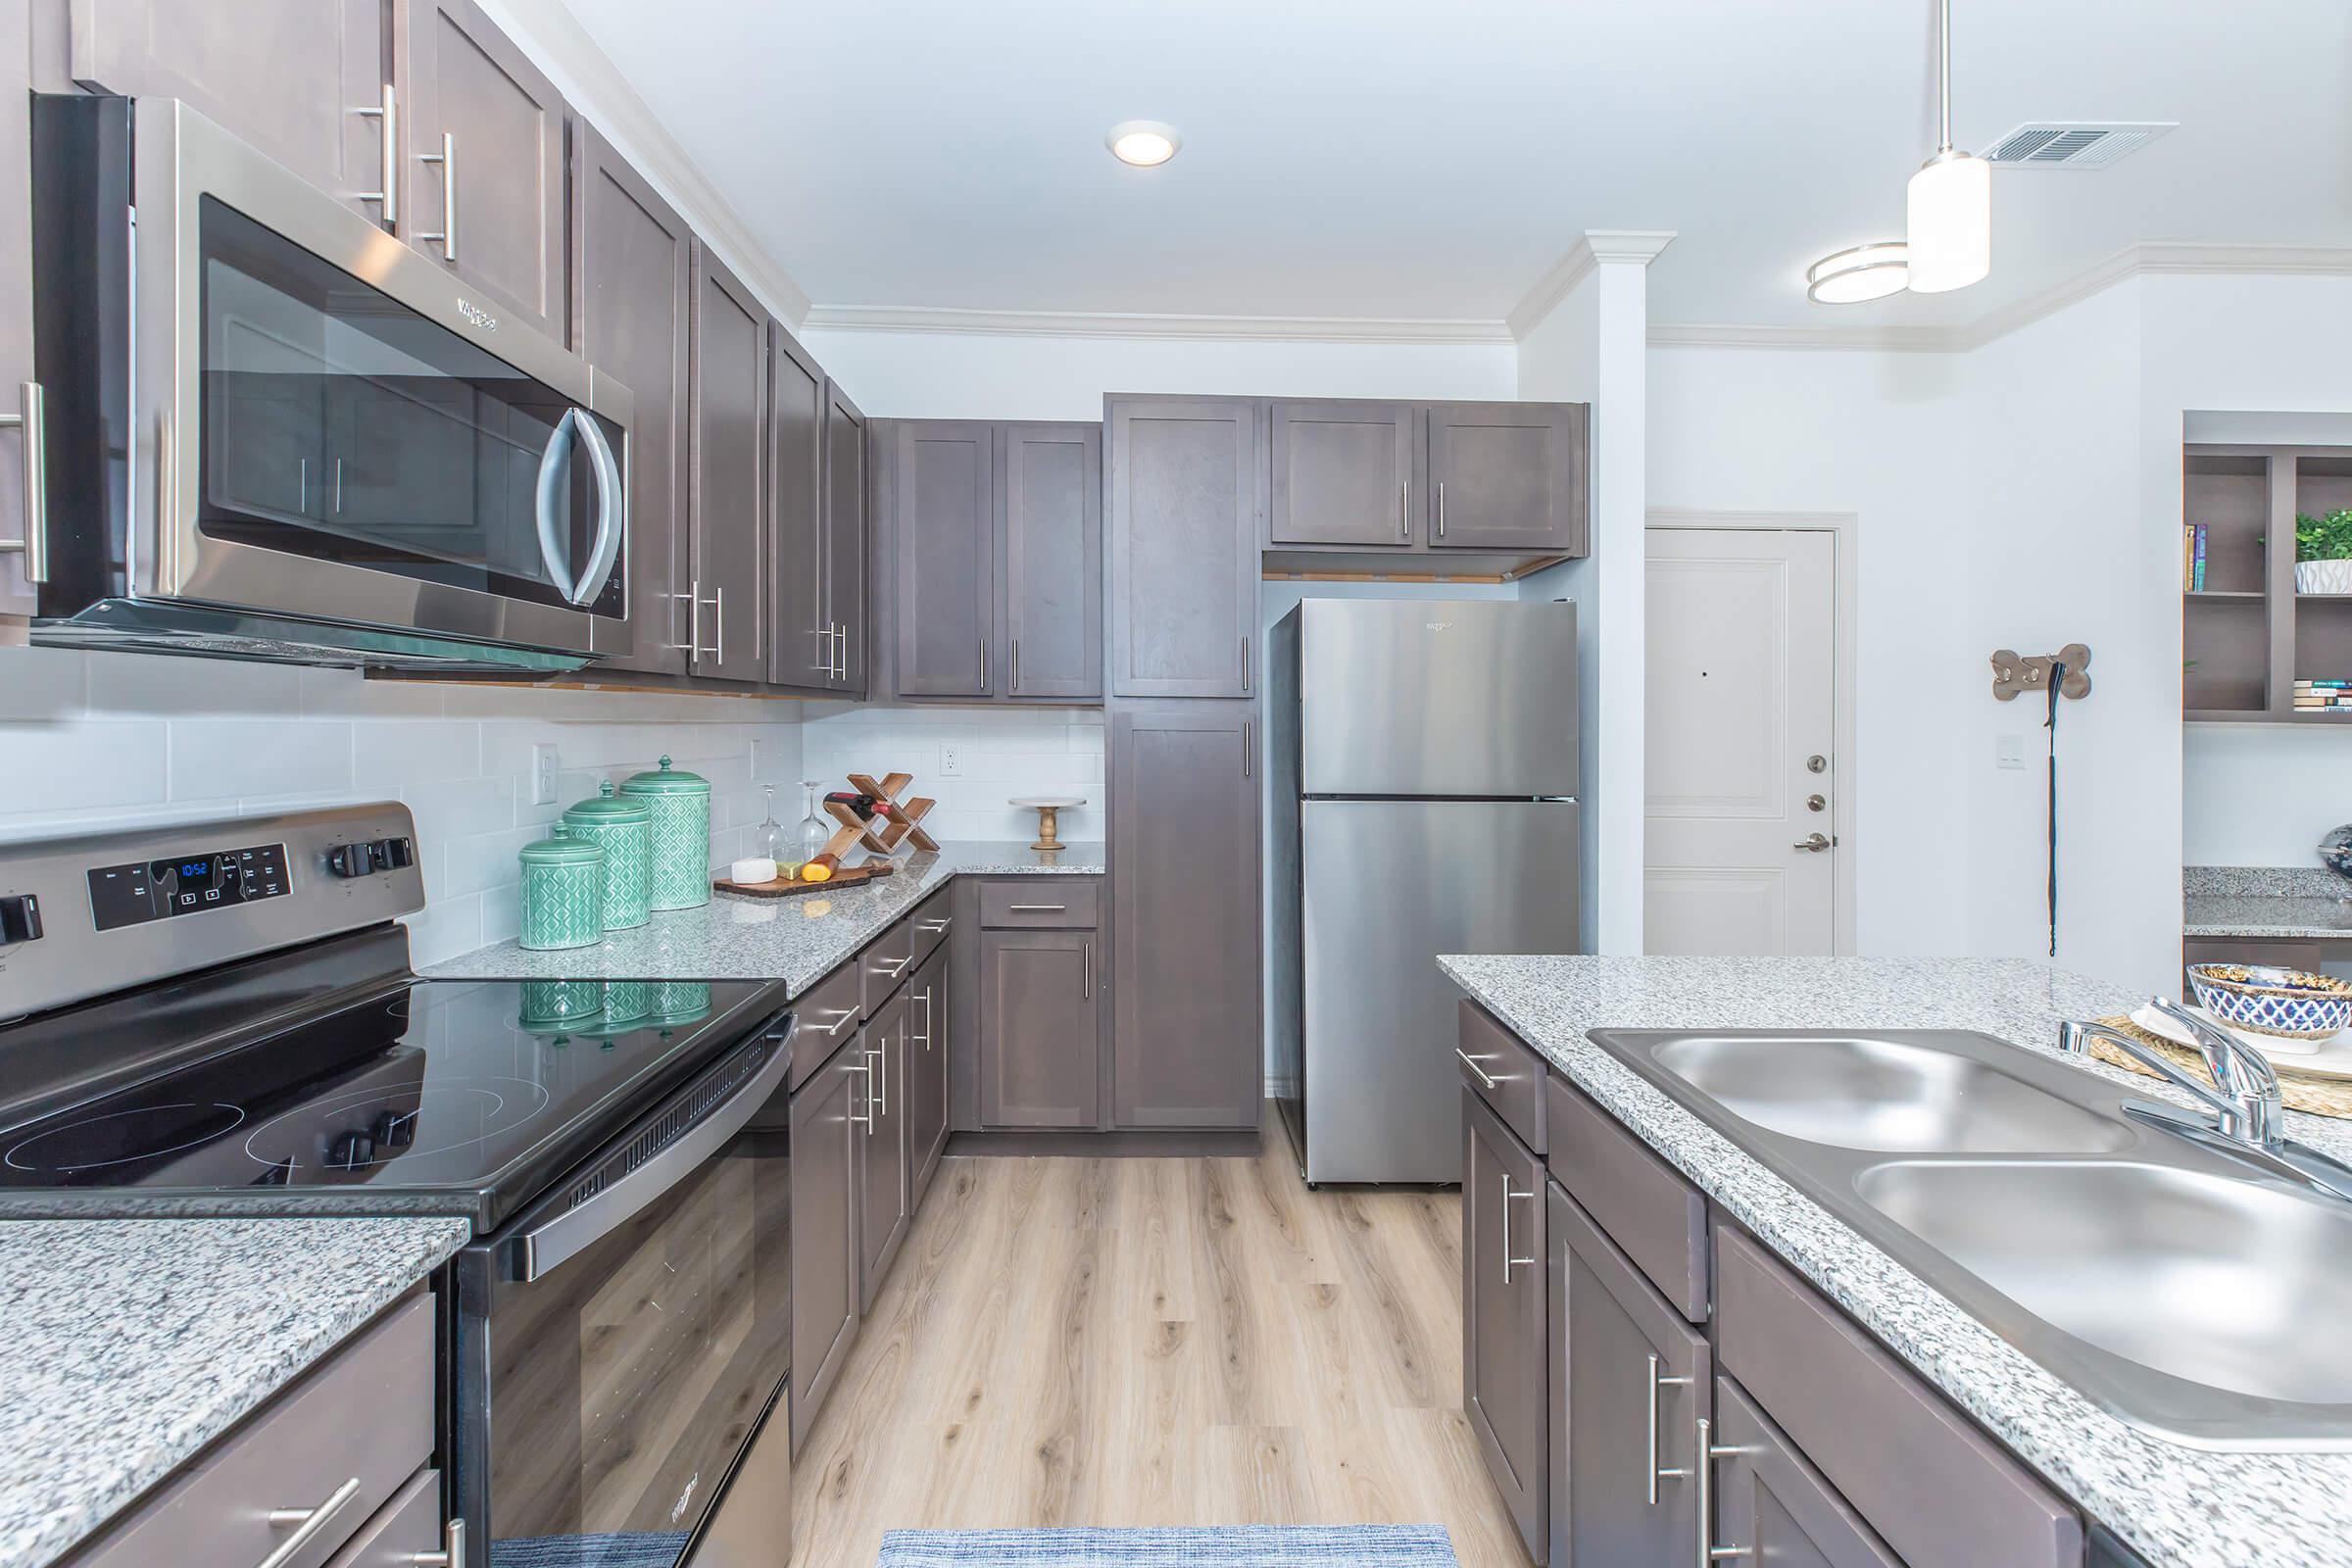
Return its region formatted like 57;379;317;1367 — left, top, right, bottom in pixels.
412;1518;466;1568
1243;720;1252;778
979;635;988;692
1437;480;1446;537
1499;1175;1536;1282
1646;1352;1694;1504
1241;634;1250;693
353;85;398;225
1696;1416;1754;1564
415;131;457;261
706;586;724;658
914;986;932;1049
0;382;45;585
918;917;952;932
1007;903;1065;912
1455;1048;1499;1090
1082;940;1092;1000
1400;479;1409;538
864;1045;885;1126
872;956;908;976
844;1056;872;1126
259;1476;364;1568
820;1006;858;1037
1012;637;1021;691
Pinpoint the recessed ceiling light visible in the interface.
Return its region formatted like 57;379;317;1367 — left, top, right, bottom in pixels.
1806;242;1911;304
1106;121;1181;168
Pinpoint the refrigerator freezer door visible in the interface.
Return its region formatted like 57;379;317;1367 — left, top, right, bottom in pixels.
1298;598;1578;798
1299;799;1579;1184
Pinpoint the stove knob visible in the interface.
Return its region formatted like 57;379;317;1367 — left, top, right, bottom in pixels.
379;836;415;870
0;895;41;946
369;1109;416;1151
326;1128;375;1169
327;844;372;879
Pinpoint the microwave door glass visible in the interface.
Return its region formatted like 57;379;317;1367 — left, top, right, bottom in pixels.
197;196;621;615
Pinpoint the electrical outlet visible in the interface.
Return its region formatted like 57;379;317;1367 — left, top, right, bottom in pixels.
749;737;766;781
530;743;560;805
1994;734;2027;770
939;745;963;777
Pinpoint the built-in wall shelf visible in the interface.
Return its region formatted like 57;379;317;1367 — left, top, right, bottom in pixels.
2182;443;2352;724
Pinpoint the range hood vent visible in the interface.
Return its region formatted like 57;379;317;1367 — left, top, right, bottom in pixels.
1983;122;2175;169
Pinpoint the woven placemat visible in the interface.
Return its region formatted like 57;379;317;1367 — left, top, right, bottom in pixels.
2086;1015;2352;1119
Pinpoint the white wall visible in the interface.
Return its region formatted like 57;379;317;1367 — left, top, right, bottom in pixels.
798;704;1105;845
801;328;1516;422
2185;722;2352;864
0;648;804;966
1645;341;1973;958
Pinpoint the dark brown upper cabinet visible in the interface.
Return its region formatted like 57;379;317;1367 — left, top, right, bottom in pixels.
68;0;392;229
1001;423;1102;701
880;420;1102;704
0;0;33;620
1106;398;1259;700
396;0;567;341
767;325;830;693
1109;703;1261;1129
572;122;690;677
822;380;867;697
1268;401;1417;547
686;243;769;684
1427;401;1587;554
892;422;997;698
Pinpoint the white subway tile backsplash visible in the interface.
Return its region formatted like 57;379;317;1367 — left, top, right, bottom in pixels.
0;647;87;720
169;719;354;801
355;721;482;787
399;775;517;841
0;719;170;817
87;651;302;716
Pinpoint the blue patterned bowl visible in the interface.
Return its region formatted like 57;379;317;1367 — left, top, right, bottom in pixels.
2186;963;2352;1041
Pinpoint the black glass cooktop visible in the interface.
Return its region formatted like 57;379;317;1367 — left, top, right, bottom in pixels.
0;957;783;1230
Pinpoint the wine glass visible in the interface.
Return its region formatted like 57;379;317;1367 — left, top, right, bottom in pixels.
752;785;787;870
798;782;831;866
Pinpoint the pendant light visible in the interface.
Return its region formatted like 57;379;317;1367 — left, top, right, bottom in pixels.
1906;0;1990;292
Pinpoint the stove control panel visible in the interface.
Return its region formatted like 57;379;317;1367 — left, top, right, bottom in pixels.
87;842;291;932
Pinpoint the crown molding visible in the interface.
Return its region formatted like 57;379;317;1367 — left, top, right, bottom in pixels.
1506;229;1679;340
1646;321;1962;352
798;304;1515;345
479;0;812;326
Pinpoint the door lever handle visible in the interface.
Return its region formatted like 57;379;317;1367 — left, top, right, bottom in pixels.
1792;832;1834;853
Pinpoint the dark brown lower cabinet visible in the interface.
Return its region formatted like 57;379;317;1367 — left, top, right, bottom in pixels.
1109;703;1261;1129
907;945;951;1204
978;928;1100;1128
855;992;910;1311
1548;1180;1711;1567
1709;1376;1902;1567
1464;1091;1546;1562
789;1036;861;1452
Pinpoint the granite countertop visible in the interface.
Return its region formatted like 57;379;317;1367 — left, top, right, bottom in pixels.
1437;955;2352;1568
426;841;1102;989
2183;865;2352;941
0;1215;470;1568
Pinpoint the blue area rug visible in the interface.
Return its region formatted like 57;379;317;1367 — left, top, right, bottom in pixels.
877;1525;1458;1566
490;1531;692;1568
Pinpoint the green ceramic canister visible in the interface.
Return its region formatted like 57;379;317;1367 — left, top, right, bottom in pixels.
619;755;712;911
517;833;607;951
561;780;652;930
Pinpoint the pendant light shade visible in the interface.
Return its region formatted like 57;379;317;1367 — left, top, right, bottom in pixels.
1906;151;1990;292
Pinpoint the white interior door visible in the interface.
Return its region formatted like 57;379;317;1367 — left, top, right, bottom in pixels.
1643;528;1838;955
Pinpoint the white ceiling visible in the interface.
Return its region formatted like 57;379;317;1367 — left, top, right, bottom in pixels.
556;0;2352;333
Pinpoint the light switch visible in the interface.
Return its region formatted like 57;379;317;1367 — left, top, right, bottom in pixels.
1994;734;2027;770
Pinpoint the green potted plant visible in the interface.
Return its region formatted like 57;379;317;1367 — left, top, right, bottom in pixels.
2296;509;2352;595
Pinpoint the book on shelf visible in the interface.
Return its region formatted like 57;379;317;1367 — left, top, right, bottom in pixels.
2182;523;2210;590
2295;680;2352;689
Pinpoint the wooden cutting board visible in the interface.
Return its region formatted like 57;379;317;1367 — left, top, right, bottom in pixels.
714;862;897;900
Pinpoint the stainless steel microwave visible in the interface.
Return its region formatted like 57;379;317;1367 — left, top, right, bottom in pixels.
24;95;632;671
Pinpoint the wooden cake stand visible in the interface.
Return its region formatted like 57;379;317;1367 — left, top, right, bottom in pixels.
1010;796;1085;852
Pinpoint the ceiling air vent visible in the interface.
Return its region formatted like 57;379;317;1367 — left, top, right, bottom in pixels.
1982;122;2175;169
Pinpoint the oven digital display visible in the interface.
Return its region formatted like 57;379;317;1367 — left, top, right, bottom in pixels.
87;842;291;931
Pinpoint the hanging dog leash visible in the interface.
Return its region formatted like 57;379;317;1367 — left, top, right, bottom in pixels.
2044;661;2063;959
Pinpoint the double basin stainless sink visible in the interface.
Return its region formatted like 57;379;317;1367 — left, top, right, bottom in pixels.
1586;1027;2352;1449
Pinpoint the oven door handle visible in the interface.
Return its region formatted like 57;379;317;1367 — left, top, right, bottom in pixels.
518;1012;797;1282
533;409;625;608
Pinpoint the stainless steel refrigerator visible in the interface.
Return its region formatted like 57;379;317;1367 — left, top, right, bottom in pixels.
1269;598;1581;1185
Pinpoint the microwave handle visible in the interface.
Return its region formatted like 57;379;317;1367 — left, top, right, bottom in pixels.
517;1012;796;1282
533;409;625;608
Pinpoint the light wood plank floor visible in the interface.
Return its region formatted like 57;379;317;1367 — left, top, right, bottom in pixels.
789;1130;1530;1568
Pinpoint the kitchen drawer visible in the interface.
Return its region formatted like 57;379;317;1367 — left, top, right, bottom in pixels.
793;959;863;1090
71;1293;433;1568
980;881;1101;929
908;890;956;968
1713;1222;2082;1568
1456;1001;1545;1156
322;1469;445;1568
1545;1072;1705;1322
860;916;917;1015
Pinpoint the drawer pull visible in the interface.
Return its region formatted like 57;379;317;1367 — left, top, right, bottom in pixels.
820;1006;858;1037
1499;1176;1536;1283
259;1476;363;1568
1455;1048;1500;1090
871;956;909;976
912;987;933;1051
1006;903;1066;913
844;1056;872;1126
918;917;952;933
1646;1351;1694;1504
412;1518;466;1568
